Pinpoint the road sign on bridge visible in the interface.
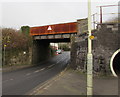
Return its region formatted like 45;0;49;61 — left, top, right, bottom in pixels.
47;26;52;31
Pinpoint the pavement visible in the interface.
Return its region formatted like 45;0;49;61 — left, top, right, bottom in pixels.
31;69;118;95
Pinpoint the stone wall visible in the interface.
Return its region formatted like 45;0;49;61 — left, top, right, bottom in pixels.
32;39;51;65
70;22;120;75
94;23;119;74
4;48;32;66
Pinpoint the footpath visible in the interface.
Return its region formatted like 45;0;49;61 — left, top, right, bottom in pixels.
29;69;118;95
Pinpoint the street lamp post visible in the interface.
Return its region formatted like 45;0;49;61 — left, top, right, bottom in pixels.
87;0;93;96
100;6;103;24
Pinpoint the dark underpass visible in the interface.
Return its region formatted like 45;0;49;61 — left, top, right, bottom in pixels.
113;51;120;76
32;38;71;65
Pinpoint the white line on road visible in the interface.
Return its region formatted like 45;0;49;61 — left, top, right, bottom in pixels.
26;73;31;76
10;78;13;81
40;68;45;71
56;58;65;64
34;70;40;73
3;78;14;83
33;68;46;74
56;61;60;63
48;64;55;68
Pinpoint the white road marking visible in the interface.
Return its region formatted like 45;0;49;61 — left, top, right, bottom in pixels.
35;70;42;73
10;78;13;80
33;68;46;74
34;70;40;73
26;73;31;76
56;61;60;63
40;68;45;71
48;64;55;68
44;84;51;89
3;78;14;83
48;65;53;68
57;59;64;63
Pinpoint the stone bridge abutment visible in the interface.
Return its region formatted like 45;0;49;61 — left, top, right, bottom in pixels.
32;39;50;65
71;19;120;76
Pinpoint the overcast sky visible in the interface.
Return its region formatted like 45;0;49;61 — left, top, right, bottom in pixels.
0;0;119;29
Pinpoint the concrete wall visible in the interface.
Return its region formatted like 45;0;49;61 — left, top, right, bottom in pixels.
71;21;120;75
32;39;50;65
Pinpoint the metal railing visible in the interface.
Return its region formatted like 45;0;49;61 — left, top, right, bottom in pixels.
91;5;119;30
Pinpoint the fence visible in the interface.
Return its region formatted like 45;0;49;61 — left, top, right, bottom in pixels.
91;4;119;30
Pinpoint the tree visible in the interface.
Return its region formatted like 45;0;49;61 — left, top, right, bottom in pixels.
21;26;30;35
2;28;32;51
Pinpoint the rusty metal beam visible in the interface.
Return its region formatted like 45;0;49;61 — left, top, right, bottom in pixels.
30;22;77;36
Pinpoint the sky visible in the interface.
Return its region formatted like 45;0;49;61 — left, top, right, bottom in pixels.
0;0;119;29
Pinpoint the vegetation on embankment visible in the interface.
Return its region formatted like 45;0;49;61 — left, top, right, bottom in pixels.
58;43;71;51
2;27;56;67
2;27;32;66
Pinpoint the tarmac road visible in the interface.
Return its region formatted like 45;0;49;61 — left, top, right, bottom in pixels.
2;52;70;95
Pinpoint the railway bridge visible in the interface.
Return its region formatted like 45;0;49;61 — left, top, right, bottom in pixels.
29;19;120;76
30;22;77;65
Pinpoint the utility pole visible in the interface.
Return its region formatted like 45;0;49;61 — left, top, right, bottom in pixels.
100;6;103;24
92;13;96;29
87;0;93;96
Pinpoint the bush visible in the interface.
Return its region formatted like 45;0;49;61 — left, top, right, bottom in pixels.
2;28;32;51
2;28;32;66
58;43;70;51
